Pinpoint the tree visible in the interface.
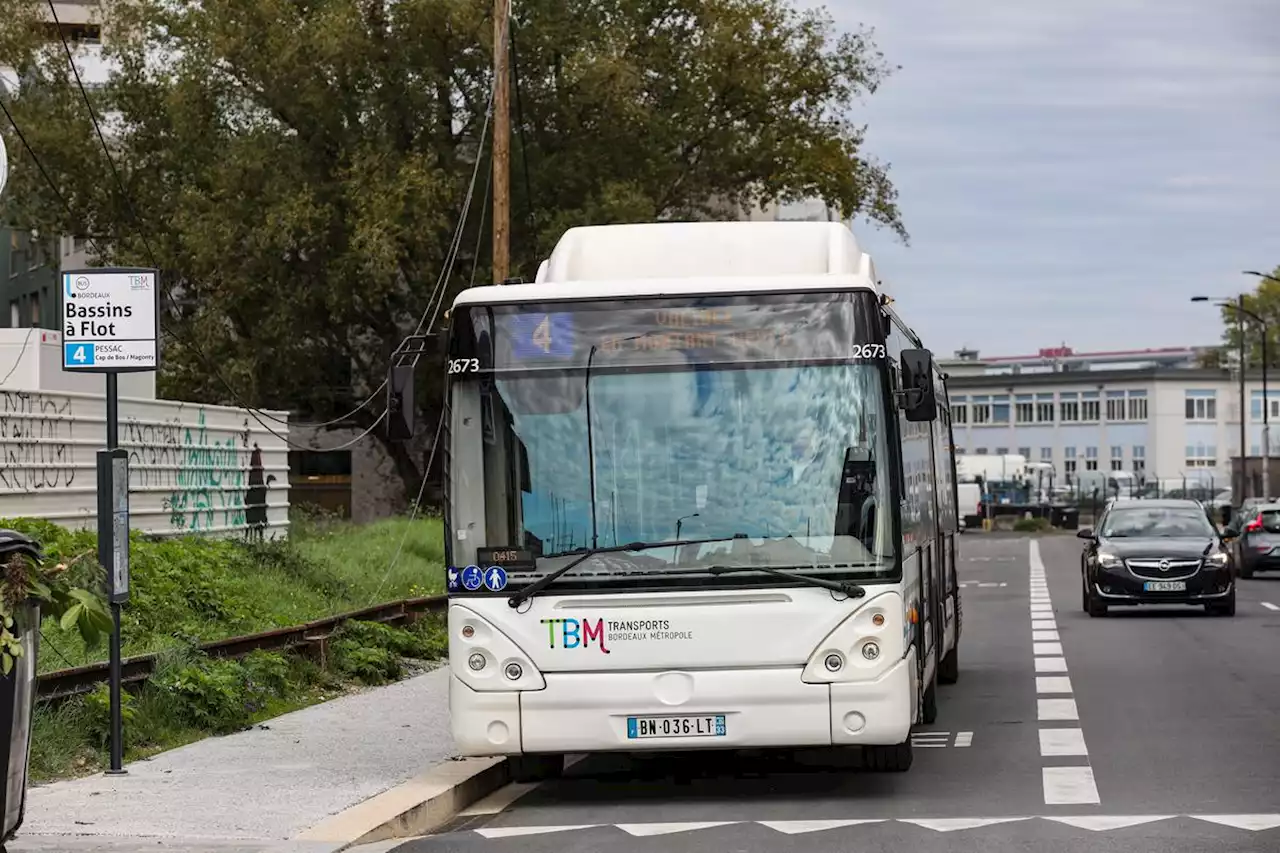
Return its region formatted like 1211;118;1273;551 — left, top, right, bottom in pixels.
1218;265;1280;369
0;0;907;501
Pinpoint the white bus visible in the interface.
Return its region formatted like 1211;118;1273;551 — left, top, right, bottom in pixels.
443;221;961;780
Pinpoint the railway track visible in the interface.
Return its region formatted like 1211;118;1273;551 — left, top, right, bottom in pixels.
37;595;447;702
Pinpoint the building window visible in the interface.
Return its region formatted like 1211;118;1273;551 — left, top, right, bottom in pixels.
951;396;968;424
1128;390;1148;420
1065;459;1078;477
996;447;1009;455
991;395;1010;424
1015;395;1034;423
974;447;988;455
1035;394;1054;422
1133;446;1145;474
7;301;16;328
1186;391;1216;421
1185;443;1216;468
8;231;19;278
971;396;991;424
1085;446;1099;471
1109;445;1123;472
1249;392;1280;421
1106;390;1127;421
1040;447;1053;462
1018;446;1031;459
1081;392;1100;422
28;291;39;327
1060;392;1080;423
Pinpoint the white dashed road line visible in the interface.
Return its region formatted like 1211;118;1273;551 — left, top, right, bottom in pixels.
1262;602;1280;611
1030;540;1100;806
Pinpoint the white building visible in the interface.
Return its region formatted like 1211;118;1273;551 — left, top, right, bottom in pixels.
944;345;1275;497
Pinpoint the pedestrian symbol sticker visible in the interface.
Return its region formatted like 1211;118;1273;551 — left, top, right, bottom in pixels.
461;565;483;591
484;566;508;591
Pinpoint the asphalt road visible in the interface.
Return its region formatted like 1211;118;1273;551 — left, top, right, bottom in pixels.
373;533;1280;853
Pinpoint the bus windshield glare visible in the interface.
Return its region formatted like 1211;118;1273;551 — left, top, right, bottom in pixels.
445;290;897;593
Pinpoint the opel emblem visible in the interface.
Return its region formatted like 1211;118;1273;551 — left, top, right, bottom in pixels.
1159;560;1170;571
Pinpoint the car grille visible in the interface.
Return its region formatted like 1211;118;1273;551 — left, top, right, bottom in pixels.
1124;558;1201;580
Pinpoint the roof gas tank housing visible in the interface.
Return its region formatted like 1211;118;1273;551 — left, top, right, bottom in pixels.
532;220;884;297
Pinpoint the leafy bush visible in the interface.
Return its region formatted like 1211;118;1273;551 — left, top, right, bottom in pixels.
1013;516;1053;532
0;515;446;674
83;683;137;749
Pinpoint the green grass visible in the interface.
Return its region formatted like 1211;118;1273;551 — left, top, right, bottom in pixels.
0;514;446;674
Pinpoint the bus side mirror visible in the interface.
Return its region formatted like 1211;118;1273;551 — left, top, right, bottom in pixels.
899;348;937;422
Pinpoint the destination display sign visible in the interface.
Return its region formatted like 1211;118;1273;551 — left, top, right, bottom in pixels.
61;268;160;372
450;291;884;371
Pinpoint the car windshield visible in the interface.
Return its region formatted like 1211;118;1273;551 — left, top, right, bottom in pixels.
446;291;898;591
1255;510;1280;533
1102;507;1215;538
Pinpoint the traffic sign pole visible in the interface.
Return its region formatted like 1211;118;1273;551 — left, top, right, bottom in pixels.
61;268;159;775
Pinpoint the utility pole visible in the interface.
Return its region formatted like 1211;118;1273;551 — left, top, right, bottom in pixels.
492;0;511;284
1239;293;1248;501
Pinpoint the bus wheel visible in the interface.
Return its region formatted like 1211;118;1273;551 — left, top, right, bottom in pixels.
921;677;938;724
938;647;958;685
509;754;565;783
864;740;913;772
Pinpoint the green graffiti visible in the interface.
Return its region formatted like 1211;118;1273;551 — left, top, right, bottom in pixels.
162;410;247;532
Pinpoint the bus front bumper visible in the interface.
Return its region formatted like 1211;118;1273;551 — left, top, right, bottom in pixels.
450;652;915;755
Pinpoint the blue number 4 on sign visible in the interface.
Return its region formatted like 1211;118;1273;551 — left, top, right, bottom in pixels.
484;566;508;592
64;343;96;367
510;313;574;359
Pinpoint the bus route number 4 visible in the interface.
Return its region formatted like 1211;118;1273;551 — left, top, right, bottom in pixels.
69;344;93;365
532;315;552;353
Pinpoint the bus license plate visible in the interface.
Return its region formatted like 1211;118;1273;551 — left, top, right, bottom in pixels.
626;715;726;739
1144;581;1186;591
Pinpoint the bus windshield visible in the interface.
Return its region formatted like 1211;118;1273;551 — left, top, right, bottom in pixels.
446;291;898;592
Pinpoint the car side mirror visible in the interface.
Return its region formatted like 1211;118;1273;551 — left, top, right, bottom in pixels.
1075;528;1095;540
898;348;937;423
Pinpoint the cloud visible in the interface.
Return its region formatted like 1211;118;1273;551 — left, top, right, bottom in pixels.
803;0;1280;356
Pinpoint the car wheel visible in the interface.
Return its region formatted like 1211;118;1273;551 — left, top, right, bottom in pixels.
1085;581;1107;617
1207;588;1237;617
921;675;938;724
864;740;913;772
938;646;959;685
1240;561;1254;579
509;754;565;783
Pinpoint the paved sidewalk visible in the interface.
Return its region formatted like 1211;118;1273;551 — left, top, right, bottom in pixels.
10;665;454;851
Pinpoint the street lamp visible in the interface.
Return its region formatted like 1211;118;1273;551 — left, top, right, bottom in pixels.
1192;292;1269;499
675;513;700;541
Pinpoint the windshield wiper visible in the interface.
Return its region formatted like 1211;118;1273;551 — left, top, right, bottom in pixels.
705;565;867;598
507;536;737;608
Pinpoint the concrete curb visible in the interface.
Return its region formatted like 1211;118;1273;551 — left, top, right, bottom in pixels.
293;756;511;851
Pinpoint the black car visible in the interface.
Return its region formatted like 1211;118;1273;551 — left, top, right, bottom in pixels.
1223;502;1280;578
1078;499;1235;617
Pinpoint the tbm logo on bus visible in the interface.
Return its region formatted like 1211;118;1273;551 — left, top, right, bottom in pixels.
540;618;610;653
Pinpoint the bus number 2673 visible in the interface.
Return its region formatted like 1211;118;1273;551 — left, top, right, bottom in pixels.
448;358;480;374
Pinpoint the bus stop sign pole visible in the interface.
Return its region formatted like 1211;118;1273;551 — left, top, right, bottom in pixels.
61;268;160;774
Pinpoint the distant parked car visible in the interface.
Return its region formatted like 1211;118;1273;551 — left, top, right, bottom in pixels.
1223;502;1280;578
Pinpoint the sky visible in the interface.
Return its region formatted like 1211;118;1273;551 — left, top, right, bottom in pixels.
803;0;1280;359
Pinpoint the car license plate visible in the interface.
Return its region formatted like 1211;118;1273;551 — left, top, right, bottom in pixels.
626;715;726;739
1144;581;1187;591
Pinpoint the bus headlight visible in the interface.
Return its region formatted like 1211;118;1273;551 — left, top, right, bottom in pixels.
449;605;547;692
801;591;904;684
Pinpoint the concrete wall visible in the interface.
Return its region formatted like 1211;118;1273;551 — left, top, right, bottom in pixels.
0;329;291;538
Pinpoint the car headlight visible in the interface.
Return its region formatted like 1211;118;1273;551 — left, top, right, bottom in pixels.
1097;552;1122;568
1207;552;1229;566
